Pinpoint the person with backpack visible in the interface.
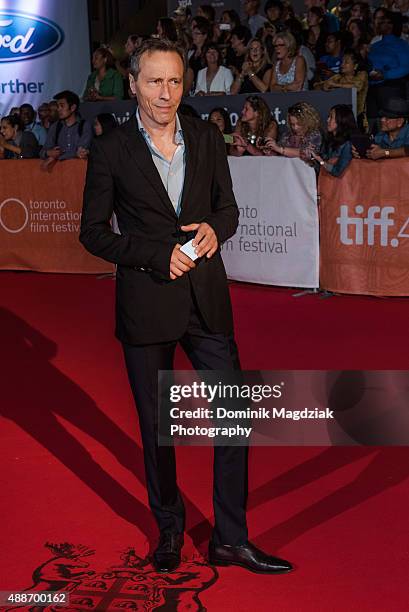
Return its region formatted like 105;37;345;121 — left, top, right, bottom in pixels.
40;90;92;161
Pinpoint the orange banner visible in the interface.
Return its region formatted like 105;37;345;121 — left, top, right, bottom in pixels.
319;159;409;296
0;160;113;274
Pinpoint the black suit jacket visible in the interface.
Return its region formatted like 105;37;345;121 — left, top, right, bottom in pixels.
80;114;239;345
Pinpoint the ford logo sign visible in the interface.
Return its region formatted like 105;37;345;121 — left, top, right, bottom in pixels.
0;10;64;62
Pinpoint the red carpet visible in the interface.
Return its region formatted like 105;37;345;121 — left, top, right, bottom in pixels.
1;271;408;611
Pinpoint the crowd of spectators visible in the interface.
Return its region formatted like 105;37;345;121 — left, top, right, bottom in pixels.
2;0;409;174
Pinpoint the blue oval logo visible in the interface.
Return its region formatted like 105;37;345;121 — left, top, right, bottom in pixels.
0;10;64;62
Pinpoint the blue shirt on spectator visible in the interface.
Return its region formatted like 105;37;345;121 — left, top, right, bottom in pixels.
324;12;340;33
319;54;343;74
374;123;409;148
25;121;47;146
369;35;409;82
40;116;93;160
322;141;353;177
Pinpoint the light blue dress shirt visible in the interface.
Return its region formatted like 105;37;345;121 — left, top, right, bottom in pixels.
136;109;185;216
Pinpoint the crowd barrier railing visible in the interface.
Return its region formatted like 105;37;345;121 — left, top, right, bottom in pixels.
80;89;356;128
1;157;408;297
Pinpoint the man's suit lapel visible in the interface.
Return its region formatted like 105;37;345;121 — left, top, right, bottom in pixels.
179;114;198;218
122;116;178;218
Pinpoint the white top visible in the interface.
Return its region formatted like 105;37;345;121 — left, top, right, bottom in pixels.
194;66;234;95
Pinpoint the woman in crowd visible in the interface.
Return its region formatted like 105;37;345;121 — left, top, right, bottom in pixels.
83;47;124;101
195;44;234;95
231;38;273;94
347;18;370;51
188;22;211;87
230;95;278;156
314;50;368;130
216;9;241;47
116;34;143;98
208;107;233;135
208;106;234;153
264;102;322;163
304;7;327;60
309;104;358;176
350;1;371;23
269;32;307;92
0;115;39;159
156;17;178;42
94;113;118;137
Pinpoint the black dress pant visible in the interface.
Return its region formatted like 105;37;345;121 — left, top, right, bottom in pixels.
122;293;249;546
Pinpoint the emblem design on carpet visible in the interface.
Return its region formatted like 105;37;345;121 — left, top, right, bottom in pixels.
2;543;218;611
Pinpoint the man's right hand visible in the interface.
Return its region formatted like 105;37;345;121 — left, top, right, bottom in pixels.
170;244;196;280
47;147;61;159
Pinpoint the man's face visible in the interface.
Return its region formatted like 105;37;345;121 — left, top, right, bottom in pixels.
325;36;337;55
129;51;184;127
380;116;404;133
49;102;59;123
57;99;76;120
243;0;258;16
38;104;50;121
351;3;363;19
379;17;394;36
230;34;244;52
20;106;34;126
373;10;386;34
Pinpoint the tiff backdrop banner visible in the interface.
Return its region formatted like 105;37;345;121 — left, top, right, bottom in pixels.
0;0;90;115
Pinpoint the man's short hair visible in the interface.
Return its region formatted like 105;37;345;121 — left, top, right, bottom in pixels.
20;103;34;113
54;90;80;110
231;25;252;45
129;38;186;80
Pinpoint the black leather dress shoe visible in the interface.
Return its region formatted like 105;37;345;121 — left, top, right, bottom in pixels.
208;541;293;574
153;532;184;573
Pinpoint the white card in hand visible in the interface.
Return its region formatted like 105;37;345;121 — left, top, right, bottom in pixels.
180;238;199;261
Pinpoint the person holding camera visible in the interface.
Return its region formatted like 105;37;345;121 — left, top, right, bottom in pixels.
309;104;358;176
263;102;322;164
230;95;278;156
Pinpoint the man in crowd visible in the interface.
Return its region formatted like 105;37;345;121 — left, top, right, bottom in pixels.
368;12;409;123
366;97;409;159
80;37;293;576
173;5;192;30
20;103;47;146
243;0;268;36
48;100;59;124
37;103;51;130
305;0;340;32
228;25;252;75
317;32;345;79
40;90;92;161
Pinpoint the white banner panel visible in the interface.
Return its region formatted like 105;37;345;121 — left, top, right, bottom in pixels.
223;157;319;288
0;0;90;115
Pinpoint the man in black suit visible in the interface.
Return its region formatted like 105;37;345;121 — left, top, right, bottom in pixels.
80;38;292;575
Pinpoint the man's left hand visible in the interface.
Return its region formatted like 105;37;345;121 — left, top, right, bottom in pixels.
366;144;385;160
180;223;218;259
77;147;89;159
